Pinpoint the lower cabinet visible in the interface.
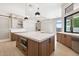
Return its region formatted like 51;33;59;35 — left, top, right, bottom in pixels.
72;37;79;54
16;34;55;56
38;39;50;56
49;36;55;54
57;33;72;48
28;39;39;56
11;33;17;41
16;35;28;55
57;33;79;54
28;37;55;56
57;33;62;43
66;35;72;48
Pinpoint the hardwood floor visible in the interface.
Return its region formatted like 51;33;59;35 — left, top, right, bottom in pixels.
0;40;78;56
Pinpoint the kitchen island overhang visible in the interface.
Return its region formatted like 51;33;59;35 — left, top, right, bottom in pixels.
14;32;55;56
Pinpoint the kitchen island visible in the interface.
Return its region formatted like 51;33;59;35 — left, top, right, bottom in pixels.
14;31;55;56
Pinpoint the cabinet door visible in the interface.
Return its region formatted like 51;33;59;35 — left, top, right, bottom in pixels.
57;33;62;43
11;33;17;41
66;35;72;48
28;39;38;56
62;34;72;48
16;35;20;47
16;36;28;55
39;39;49;56
11;33;14;41
62;34;67;45
49;36;55;55
0;16;9;39
57;33;60;42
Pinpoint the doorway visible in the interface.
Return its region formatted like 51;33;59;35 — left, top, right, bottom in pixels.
0;16;10;40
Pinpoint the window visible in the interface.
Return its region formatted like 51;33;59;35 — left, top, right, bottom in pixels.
65;12;79;33
56;19;62;32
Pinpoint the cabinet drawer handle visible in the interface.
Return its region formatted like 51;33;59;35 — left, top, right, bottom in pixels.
20;37;27;41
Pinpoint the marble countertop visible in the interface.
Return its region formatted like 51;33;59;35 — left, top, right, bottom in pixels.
58;32;79;38
15;31;54;42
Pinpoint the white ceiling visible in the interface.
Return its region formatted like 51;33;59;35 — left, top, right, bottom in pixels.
25;3;62;19
0;3;62;18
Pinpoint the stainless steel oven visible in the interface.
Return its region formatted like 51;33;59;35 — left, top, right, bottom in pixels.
19;37;28;49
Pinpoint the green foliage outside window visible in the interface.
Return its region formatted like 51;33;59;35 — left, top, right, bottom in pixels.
73;17;79;27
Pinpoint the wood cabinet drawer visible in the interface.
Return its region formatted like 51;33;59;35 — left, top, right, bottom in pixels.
18;44;27;55
16;35;28;55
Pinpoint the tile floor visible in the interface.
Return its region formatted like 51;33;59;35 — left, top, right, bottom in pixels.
51;42;79;56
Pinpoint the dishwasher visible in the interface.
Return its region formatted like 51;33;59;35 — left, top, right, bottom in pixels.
72;37;79;54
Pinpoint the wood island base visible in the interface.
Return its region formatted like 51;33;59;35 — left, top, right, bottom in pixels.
15;34;55;56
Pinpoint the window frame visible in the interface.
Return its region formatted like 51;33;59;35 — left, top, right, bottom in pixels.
64;11;79;33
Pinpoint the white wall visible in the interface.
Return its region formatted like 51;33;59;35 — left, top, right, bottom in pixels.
0;3;26;39
0;3;26;16
74;3;79;10
12;18;19;28
41;19;56;34
23;20;36;32
0;3;26;29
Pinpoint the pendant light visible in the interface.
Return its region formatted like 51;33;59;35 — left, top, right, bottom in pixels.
35;8;40;16
24;17;28;19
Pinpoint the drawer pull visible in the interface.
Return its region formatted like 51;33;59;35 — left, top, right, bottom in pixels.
20;37;27;41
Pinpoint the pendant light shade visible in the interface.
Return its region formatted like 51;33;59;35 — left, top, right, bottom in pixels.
35;12;40;15
35;8;40;16
37;20;40;22
24;17;28;19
